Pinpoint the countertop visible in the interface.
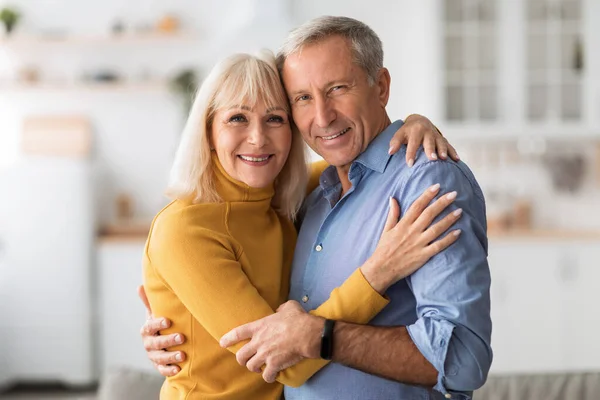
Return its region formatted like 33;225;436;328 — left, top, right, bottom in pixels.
97;222;600;244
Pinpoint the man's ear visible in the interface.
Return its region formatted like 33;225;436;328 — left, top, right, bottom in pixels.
376;68;391;108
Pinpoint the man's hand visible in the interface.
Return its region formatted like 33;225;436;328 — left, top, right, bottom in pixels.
389;114;460;167
220;300;323;383
138;285;187;377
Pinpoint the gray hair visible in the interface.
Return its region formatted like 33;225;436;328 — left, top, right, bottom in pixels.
276;16;384;85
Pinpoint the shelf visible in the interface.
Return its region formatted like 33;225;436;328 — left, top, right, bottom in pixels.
0;32;203;47
0;80;171;93
97;220;150;244
441;124;599;140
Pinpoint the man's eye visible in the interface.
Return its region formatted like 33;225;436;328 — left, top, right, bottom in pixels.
331;85;345;92
296;95;311;102
229;115;247;123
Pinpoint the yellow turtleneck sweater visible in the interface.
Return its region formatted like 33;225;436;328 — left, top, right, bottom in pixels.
143;155;389;400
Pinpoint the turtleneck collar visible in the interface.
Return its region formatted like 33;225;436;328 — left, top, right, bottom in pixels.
211;152;275;203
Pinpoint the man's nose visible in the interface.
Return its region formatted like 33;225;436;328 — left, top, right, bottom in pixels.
314;96;336;129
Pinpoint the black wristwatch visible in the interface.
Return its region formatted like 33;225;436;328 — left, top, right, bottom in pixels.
320;319;336;360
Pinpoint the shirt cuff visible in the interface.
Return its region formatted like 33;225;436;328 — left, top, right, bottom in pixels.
351;268;390;312
407;317;468;399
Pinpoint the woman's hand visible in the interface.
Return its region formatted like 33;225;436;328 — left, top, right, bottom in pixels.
360;184;462;294
389;114;459;167
138;285;187;377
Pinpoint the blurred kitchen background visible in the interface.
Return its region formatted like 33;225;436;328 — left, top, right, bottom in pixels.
0;0;599;399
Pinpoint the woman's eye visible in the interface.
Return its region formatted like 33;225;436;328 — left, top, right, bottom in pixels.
229;114;247;123
268;115;285;123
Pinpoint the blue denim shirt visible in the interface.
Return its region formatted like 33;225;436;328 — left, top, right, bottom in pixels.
285;120;492;400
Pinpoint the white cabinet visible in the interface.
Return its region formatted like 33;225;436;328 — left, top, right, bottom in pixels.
439;0;600;138
489;238;600;375
96;240;157;374
560;243;600;371
488;240;565;374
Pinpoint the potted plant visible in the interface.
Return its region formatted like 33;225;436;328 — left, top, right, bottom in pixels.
170;69;198;114
0;7;21;36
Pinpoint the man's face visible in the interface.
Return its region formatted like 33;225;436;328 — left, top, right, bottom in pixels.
281;35;390;168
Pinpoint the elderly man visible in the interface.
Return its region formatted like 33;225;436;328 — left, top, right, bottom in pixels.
141;16;491;400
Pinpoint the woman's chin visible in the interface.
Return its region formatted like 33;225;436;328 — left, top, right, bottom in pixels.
242;177;275;189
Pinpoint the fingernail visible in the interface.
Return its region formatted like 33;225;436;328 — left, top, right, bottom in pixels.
172;368;178;375
175;353;183;362
453;229;462;236
453;208;463;217
174;334;182;344
389;196;393;207
161;320;168;328
455;153;461;160
441;152;447;159
446;191;457;200
407;158;414;168
431;152;438;160
388;145;393;155
429;183;441;192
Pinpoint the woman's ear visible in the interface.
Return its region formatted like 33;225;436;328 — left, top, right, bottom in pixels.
208;127;215;150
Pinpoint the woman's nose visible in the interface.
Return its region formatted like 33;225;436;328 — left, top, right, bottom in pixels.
247;123;268;147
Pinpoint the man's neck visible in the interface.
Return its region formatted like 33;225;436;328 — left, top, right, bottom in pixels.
336;115;392;197
337;164;352;196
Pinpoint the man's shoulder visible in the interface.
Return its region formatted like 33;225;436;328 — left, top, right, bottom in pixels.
385;146;484;202
392;146;477;181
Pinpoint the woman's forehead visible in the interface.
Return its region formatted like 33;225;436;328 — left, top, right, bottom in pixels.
216;95;288;112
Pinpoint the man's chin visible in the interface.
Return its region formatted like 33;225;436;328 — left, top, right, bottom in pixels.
320;153;356;170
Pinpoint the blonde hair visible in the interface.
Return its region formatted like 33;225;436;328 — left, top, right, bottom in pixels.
166;50;308;220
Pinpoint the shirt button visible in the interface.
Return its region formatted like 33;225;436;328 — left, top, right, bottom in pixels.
445;394;452;399
315;244;323;252
302;295;309;303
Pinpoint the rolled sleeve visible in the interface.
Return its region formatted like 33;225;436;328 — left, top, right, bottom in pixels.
399;159;493;398
406;317;455;393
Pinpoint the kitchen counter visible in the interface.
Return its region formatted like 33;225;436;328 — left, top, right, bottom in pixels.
488;229;600;240
97;223;600;244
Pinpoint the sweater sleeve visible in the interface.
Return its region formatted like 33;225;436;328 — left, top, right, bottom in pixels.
147;209;389;388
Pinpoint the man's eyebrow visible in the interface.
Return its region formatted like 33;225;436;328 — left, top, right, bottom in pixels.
288;89;309;98
288;80;351;98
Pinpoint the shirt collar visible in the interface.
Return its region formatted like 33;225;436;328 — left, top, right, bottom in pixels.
354;119;404;174
318;119;404;194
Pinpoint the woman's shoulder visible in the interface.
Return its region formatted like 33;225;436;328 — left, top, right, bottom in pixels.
150;199;230;243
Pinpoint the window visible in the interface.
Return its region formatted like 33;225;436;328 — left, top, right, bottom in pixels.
443;0;499;122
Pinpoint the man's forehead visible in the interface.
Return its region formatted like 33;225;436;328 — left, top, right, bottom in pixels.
282;44;356;88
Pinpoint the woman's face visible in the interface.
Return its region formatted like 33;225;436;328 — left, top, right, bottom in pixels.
210;99;292;188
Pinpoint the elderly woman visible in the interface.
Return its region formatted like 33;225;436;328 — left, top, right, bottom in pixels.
142;50;461;400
